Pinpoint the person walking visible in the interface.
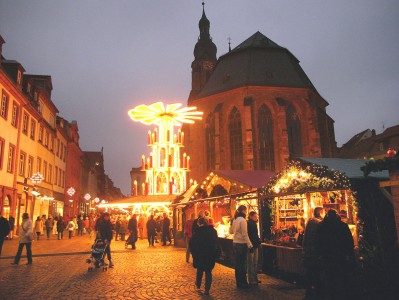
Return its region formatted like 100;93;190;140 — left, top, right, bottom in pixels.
302;207;325;298
119;216;128;241
114;217;121;241
184;213;195;262
95;212;114;267
162;212;172;246
67;219;76;239
0;209;11;256
247;211;261;286
45;216;54;239
53;216;58;235
11;212;33;265
84;217;89;235
191;211;204;236
146;215;157;246
57;216;66;239
127;214;138;249
315;209;355;300
189;217;219;296
34;216;44;240
8;215;15;240
77;216;84;236
138;214;146;240
229;205;253;289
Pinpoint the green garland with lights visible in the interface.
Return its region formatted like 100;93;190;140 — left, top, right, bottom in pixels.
361;151;399;176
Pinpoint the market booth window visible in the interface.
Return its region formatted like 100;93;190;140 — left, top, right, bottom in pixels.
259;161;357;248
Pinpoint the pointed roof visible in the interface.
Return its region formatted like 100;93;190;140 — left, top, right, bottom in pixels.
198;31;321;98
231;31;283;53
199;2;210;28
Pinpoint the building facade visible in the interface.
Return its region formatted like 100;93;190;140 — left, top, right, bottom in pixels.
184;7;337;182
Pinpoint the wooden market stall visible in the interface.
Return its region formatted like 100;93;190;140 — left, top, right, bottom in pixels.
258;158;389;280
171;170;275;263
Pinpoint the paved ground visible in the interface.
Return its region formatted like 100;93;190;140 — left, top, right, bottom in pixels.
0;234;305;300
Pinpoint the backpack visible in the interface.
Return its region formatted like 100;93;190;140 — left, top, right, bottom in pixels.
68;222;74;229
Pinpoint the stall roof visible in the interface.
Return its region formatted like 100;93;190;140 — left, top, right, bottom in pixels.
172;183;199;206
102;194;176;207
213;170;275;189
299;157;389;179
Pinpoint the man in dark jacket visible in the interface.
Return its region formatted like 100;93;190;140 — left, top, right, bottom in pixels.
162;213;172;246
127;214;138;249
247;211;261;285
95;212;114;267
0;210;11;255
302;207;324;298
189;217;219;296
315;209;355;300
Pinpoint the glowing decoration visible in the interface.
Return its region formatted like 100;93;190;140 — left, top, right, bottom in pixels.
128;101;202;196
128;102;202;126
30;172;44;185
84;193;91;201
67;187;76;197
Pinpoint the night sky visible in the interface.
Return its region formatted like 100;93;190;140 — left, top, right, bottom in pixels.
1;0;398;195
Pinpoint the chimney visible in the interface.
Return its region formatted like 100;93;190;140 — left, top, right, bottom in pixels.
0;35;5;60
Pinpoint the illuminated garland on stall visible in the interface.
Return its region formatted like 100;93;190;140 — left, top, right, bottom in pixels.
361;149;399;176
261;160;351;196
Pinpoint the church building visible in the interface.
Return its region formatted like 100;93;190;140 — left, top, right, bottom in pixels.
184;5;337;182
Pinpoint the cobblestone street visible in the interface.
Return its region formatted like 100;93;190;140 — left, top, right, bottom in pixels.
0;235;304;299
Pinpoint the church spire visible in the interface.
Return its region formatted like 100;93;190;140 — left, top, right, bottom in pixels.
189;2;217;102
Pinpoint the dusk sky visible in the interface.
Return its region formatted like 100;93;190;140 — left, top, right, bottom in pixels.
1;1;398;195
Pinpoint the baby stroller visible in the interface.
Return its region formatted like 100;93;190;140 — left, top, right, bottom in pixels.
86;238;109;271
125;231;137;249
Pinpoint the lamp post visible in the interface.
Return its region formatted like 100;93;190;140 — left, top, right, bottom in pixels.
30;172;44;221
84;193;91;215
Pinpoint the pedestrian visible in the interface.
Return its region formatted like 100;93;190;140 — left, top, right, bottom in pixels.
127;214;138;249
72;216;78;236
114;217;121;241
119;216;128;241
11;212;33;265
84;217;89;235
89;215;95;238
57;216;66;239
315;209;355;300
162;212;172;246
0;209;11;256
247;211;261;286
229;205;253;289
53;216;58;235
95;212;114;267
45;216;54;239
146;215;157;246
189;217;219;296
67;218;76;239
8;215;15;240
77;216;84;236
302;207;325;298
184;213;195;262
192;210;204;236
155;215;162;243
138;214;146;239
34;216;44;240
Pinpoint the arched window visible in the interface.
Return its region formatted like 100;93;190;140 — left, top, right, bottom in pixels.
286;104;302;158
156;172;167;194
205;113;215;171
229;107;243;169
258;104;275;170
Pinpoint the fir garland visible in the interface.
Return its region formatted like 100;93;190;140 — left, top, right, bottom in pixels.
361;151;399;176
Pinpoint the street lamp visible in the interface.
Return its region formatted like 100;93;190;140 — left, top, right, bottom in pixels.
67;187;76;216
30;172;44;220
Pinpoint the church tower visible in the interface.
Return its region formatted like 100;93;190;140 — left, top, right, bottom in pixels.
188;2;217;103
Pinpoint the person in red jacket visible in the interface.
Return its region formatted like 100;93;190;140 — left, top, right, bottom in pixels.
184;213;195;262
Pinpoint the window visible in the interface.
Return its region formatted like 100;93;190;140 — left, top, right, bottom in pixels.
17;71;22;85
37;157;42;173
7;144;16;173
43;161;48;182
258;104;275;170
27;156;34;178
18;152;26;176
48;164;52;184
38;125;44;142
286;104;302;158
37;100;42;114
379;142;384;151
22;113;29;135
11;102;19;127
58;168;62;186
60;142;64;159
27;83;31;94
62;170;65;187
55;166;58;186
1;90;9;119
56;139;60;156
30;120;36;140
205;113;216;171
228;107;243;169
0;137;5;170
44;131;49;147
63;145;67;162
50;135;54;151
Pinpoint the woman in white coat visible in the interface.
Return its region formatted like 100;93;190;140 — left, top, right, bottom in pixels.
11;212;33;265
